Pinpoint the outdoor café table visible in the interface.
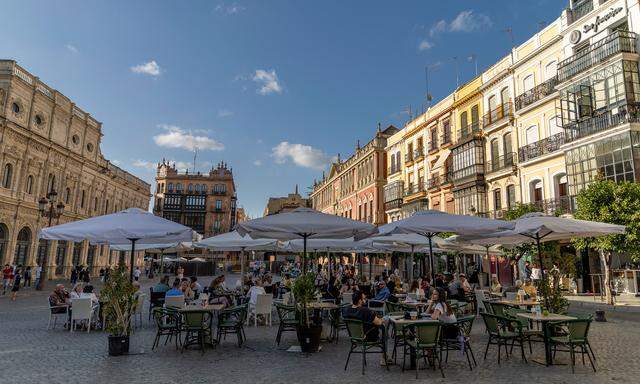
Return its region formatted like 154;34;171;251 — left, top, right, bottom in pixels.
308;302;339;341
515;312;576;366
178;303;226;347
388;315;438;369
498;299;540;307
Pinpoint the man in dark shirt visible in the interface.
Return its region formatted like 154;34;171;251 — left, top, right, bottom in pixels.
342;290;383;342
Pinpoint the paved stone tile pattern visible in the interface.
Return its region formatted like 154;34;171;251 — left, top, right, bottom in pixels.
0;279;638;384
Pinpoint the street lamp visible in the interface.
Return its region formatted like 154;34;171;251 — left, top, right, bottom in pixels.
36;190;65;290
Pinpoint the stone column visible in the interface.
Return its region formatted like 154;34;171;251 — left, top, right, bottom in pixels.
46;240;57;280
79;240;89;267
63;241;74;278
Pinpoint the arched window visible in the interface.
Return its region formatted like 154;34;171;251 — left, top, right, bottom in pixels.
0;224;8;262
460;111;468;134
548;116;562;136
530;180;543;203
487;95;497;113
65;188;71;204
168;183;173;192
176;183;183;192
503;132;513;162
500;87;510;105
25;175;33;194
390;153;396;173
523;74;534;92
80;190;86;208
195;184;201;193
47;174;56;194
490;138;500;165
506;184;516;210
188;184;193;192
2;163;13;189
395;151;401;172
202;184;207;193
526;125;539;145
545;61;557;81
493;189;502;210
13;227;32;266
94;197;99;211
471;105;479;127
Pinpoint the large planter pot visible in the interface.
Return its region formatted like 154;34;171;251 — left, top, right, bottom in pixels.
296;325;322;353
108;335;130;356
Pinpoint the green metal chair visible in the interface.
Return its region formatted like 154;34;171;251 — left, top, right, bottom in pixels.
181;310;212;354
343;318;389;375
328;303;350;342
385;312;407;365
489;302;513;317
480;313;527;364
441;315;477;370
151;307;181;350
217;304;248;347
385;301;403;314
274;303;297;345
549;318;596;373
402;321;445;378
481;300;494;314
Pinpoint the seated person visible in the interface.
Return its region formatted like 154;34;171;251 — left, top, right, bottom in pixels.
247;279;266;306
342;290;384;342
153;275;171;293
69;283;84;300
426;287;458;339
81;284;100;306
523;279;537;298
190;276;203;294
49;284;70;311
490;276;502;295
165;279;184;298
371;281;390;305
180;278;194;300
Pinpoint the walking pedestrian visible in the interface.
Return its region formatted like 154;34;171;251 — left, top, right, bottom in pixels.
2;264;12;295
11;268;22;301
24;266;32;287
34;265;42;289
70;267;78;285
133;267;141;281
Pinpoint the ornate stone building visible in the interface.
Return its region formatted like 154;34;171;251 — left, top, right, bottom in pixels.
310;125;398;225
153;160;238;237
0;60;150;279
263;185;309;216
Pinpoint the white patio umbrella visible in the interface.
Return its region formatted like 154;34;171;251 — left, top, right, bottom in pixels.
194;230;280;288
378;210;513;280
460;212;625;306
110;240;195;275
39;208;193;281
237;207;378;273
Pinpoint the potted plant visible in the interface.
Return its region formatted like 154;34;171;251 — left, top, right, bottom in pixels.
292;272;322;353
101;266;138;356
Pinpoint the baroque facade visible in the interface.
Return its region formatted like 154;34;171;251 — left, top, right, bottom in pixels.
153;160;238;238
0;60;150;278
263;185;309;216
310;125;398;225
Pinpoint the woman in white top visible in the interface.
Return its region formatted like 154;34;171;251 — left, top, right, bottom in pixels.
247;279;266;306
70;283;84;300
427;287;456;323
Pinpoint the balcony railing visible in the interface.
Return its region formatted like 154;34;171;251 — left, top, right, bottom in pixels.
404;153;414;163
567;0;593;25
483;102;513;128
486;152;517;174
564;103;640;142
558;30;637;82
515;77;558;111
456;121;482;143
441;131;452;146
384;199;403;211
428;140;438;152
404;182;426;197
532;196;575;215
387;167;401;176
414;148;425;160
518;132;566;162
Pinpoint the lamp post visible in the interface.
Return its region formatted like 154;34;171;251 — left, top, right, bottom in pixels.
36;190;65;291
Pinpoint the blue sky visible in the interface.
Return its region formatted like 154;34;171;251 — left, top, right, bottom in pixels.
3;0;565;218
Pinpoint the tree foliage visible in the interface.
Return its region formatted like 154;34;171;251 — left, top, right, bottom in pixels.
101;266;137;336
573;179;640;261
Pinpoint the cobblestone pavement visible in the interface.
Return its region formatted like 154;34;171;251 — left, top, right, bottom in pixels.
0;277;638;384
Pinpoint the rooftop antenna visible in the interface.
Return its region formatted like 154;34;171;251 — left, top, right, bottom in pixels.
502;27;515;49
424;65;435;107
468;54;478;77
192;147;198;173
453;56;459;87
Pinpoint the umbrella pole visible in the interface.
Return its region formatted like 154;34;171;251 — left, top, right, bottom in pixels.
428;235;435;281
160;249;165;275
302;234;308;274
536;235;549;309
409;245;415;283
327;248;331;277
368;253;373;282
240;247;245;293
128;238;139;282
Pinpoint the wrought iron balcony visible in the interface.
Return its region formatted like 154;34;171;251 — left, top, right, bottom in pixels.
518;132;566;163
414;148;425;160
404;153;414;163
564;103;640;142
566;0;593;25
384;199;403;211
531;196;575;215
387;166;401;176
456;121;482;143
427;172;452;190
440;131;452;146
428;140;438;152
515;77;558;111
403;182;426;197
558;30;637;82
483;102;513;128
486;152;517;174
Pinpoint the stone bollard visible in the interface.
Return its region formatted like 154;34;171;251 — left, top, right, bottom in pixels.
595;310;607;322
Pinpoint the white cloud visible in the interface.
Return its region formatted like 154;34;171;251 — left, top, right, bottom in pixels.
153;124;224;151
253;160;263;166
65;44;78;54
271;142;332;170
253;69;282;95
418;40;434;51
429;20;447;37
449;10;492;32
215;3;246;15
217;109;234;118
132;159;157;170
131;60;162;76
